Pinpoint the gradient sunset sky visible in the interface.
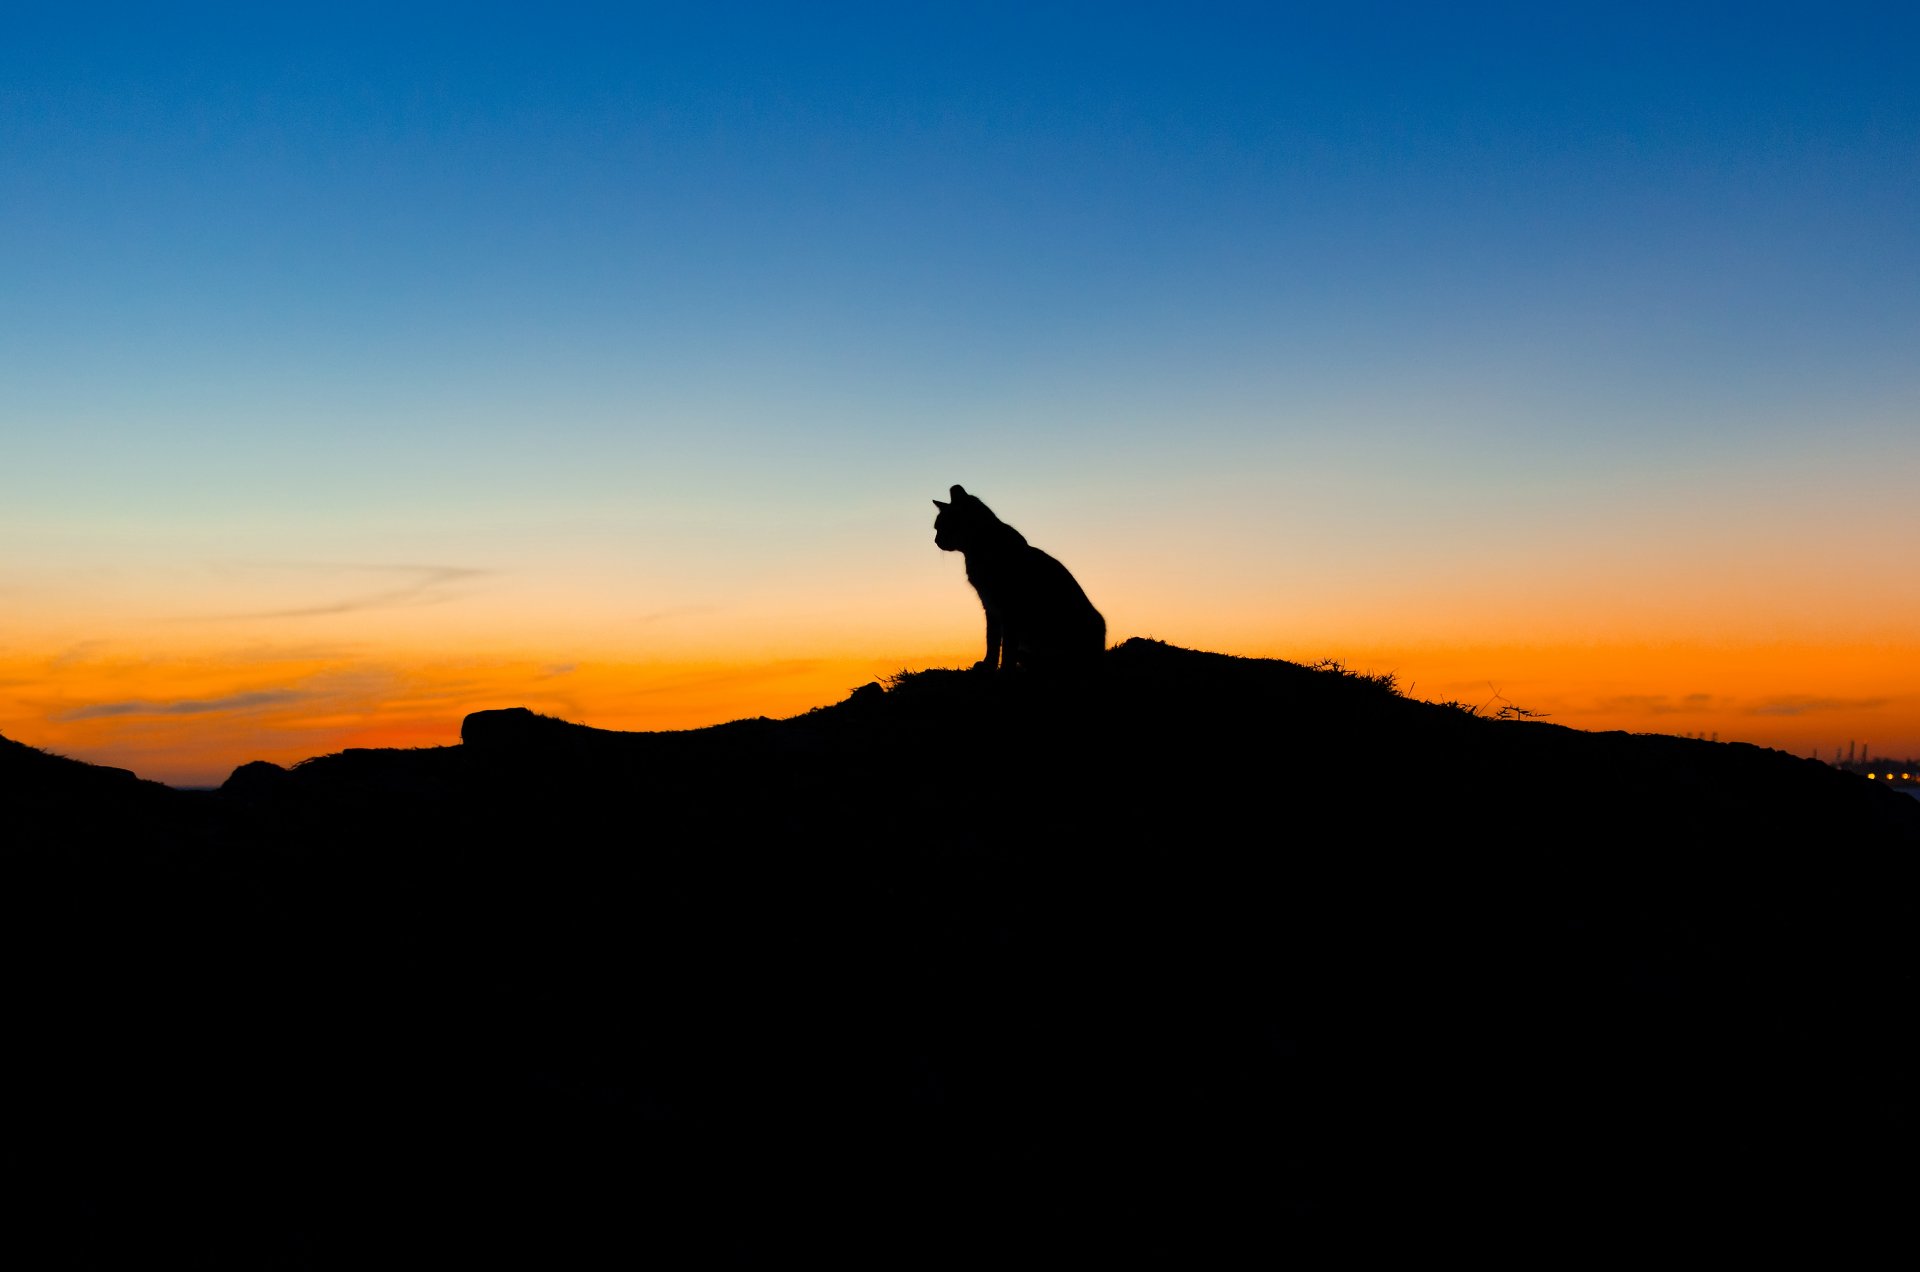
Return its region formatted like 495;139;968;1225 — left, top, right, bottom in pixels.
5;2;1916;786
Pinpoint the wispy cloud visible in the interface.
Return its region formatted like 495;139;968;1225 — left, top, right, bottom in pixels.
1749;695;1890;718
1594;692;1720;716
50;641;110;669
190;564;492;621
61;689;309;721
1593;690;1896;721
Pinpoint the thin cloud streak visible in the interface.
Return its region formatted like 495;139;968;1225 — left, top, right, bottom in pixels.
61;689;309;721
1750;696;1892;718
1594;693;1722;716
184;564;493;621
1591;691;1898;721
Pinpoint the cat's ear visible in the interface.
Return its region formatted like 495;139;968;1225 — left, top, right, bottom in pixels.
932;499;949;510
950;484;968;500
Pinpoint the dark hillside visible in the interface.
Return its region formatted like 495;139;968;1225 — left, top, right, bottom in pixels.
9;639;1917;1261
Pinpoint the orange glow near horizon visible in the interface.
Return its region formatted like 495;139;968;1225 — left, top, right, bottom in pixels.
1261;637;1920;761
6;630;1916;787
7;524;1917;785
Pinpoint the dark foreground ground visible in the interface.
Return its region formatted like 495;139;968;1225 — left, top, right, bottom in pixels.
9;640;1918;1262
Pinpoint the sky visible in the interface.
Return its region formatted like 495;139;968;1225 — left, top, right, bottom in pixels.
4;2;1917;786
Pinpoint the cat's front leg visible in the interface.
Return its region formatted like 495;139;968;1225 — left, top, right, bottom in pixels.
975;612;1002;671
998;623;1021;671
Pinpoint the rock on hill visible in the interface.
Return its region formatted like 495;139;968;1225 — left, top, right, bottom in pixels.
9;639;1917;1260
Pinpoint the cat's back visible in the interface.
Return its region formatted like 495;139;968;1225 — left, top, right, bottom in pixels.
1012;542;1106;658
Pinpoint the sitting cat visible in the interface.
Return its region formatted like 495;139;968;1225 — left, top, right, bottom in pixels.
933;484;1106;671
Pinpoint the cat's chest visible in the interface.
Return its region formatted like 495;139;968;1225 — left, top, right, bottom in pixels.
964;553;1027;607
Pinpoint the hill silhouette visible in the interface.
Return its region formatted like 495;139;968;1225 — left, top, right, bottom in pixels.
10;639;1917;1261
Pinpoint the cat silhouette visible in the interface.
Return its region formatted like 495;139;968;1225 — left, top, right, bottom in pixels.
933;484;1106;671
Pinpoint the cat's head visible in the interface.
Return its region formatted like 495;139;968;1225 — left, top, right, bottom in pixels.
932;484;996;552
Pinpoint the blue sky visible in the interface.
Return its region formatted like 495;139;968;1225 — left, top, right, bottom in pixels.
9;4;1915;463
